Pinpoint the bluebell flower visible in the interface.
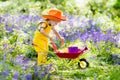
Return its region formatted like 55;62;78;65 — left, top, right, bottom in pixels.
91;32;101;43
13;71;19;79
38;65;42;70
112;54;118;59
49;63;53;67
15;55;24;65
111;54;119;64
41;73;46;78
22;58;29;64
21;15;29;23
24;66;29;70
0;16;5;23
88;19;93;24
3;44;8;50
44;67;49;74
4;14;10;17
94;77;97;80
33;15;41;21
24;74;32;80
2;67;9;76
80;33;89;43
106;29;112;34
5;24;13;32
9;48;14;53
32;65;40;78
102;34;110;42
117;62;120;65
34;65;38;72
35;71;39;78
16;55;24;60
41;63;53;78
69;21;73;27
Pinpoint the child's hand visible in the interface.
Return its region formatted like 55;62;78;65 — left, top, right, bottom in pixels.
60;37;65;47
50;37;55;44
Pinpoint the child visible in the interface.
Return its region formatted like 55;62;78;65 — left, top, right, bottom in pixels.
32;9;67;65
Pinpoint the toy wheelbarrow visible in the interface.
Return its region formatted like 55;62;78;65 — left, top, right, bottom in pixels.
52;43;89;69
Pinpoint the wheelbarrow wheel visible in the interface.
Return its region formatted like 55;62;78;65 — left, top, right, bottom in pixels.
78;58;89;69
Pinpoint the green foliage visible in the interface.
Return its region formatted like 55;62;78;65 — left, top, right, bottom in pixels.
25;46;37;58
91;41;119;64
0;0;7;1
108;65;120;80
113;0;120;9
9;34;18;44
0;0;120;80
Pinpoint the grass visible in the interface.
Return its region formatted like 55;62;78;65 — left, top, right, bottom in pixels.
47;52;120;80
0;1;120;80
40;40;120;80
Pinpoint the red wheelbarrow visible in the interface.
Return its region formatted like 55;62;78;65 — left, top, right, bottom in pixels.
52;44;89;69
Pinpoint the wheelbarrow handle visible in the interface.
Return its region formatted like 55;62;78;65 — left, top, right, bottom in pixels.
84;47;88;51
51;43;57;52
77;47;88;53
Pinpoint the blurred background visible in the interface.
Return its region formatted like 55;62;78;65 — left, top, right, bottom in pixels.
0;0;120;17
0;0;120;80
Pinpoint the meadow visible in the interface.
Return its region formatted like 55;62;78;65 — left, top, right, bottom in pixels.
0;0;120;80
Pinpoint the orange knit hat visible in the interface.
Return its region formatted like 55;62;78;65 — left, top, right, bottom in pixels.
42;9;66;21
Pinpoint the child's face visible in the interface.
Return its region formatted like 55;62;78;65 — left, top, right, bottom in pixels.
49;20;60;26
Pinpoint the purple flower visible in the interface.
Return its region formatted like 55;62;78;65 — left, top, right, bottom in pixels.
13;71;19;79
34;65;39;77
24;66;29;70
102;34;111;42
14;55;24;65
94;78;97;80
117;62;120;65
111;54;119;64
4;14;10;17
41;73;46;78
80;33;89;42
112;54;118;59
9;48;14;53
5;24;13;32
91;32;102;43
24;74;32;80
33;15;41;21
49;63;53;67
0;16;5;23
16;55;24;60
34;65;38;72
40;64;53;78
3;44;8;50
22;58;29;64
2;71;9;76
2;67;9;76
45;64;52;73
